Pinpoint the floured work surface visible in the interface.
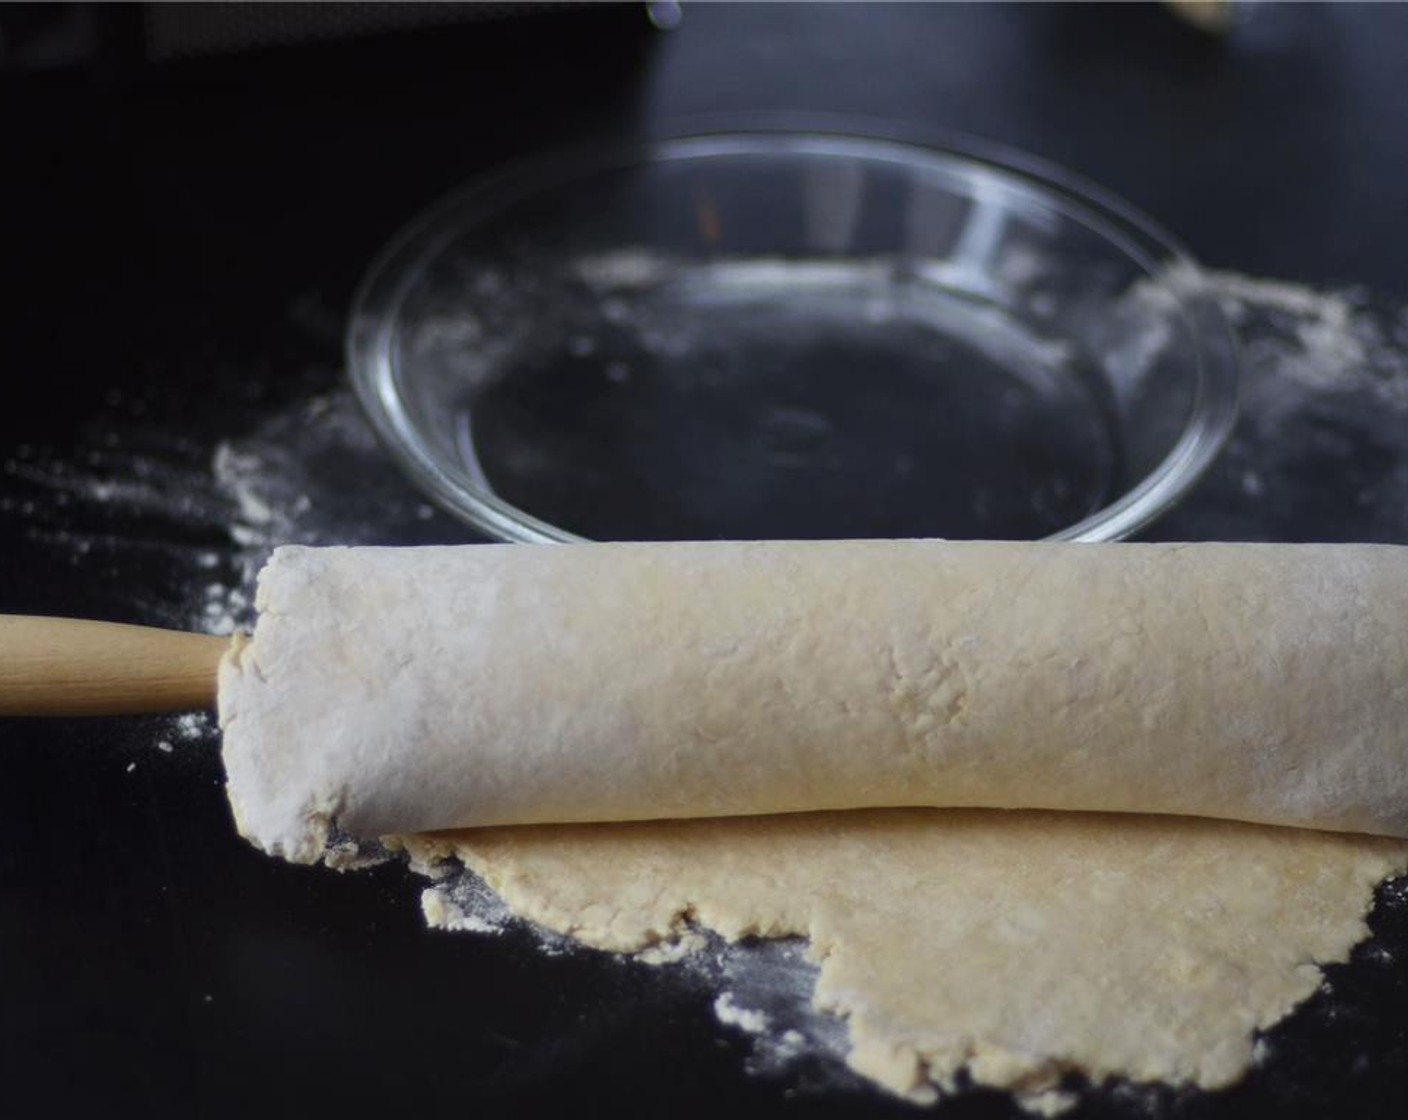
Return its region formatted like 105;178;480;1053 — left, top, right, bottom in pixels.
213;533;1408;1110
10;273;1408;1115
402;812;1408;1110
212;530;1408;1109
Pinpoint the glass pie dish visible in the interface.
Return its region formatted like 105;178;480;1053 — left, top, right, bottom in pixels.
348;122;1239;542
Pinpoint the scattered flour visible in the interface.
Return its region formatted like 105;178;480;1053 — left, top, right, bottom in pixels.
413;856;516;937
167;710;218;747
695;936;854;1085
5;269;1408;1109
715;991;771;1034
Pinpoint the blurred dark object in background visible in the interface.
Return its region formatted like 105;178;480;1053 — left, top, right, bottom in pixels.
0;1;655;81
0;1;98;73
0;0;660;454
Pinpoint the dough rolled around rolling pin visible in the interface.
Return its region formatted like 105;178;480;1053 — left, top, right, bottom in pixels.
218;540;1408;862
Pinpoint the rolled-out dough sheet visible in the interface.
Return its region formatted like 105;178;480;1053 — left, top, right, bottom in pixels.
403;809;1408;1107
220;540;1408;862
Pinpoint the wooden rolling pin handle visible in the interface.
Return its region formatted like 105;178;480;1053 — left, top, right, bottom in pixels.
0;615;230;716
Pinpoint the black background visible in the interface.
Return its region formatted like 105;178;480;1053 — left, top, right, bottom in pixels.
5;4;1408;1118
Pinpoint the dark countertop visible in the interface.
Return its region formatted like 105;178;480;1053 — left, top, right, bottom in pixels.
5;4;1408;1118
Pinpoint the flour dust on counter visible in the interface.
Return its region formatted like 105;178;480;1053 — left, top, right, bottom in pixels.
7;273;1408;1112
417;855;857;1090
398;812;1408;1111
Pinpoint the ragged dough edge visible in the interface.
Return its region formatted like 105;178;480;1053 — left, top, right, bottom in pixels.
395;829;1052;1104
391;812;1408;1111
217;602;338;866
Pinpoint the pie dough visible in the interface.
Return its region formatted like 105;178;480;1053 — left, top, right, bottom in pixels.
215;540;1408;1104
219;540;1408;862
404;809;1408;1105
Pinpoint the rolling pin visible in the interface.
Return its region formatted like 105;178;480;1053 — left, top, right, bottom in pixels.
0;615;227;716
4;539;1408;864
